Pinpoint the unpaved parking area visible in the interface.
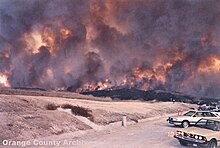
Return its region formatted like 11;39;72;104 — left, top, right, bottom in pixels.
22;115;197;148
37;116;186;148
0;93;197;147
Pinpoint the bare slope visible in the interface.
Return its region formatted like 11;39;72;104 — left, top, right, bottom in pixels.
0;91;196;141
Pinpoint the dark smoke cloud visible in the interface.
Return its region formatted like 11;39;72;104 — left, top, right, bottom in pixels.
1;0;220;97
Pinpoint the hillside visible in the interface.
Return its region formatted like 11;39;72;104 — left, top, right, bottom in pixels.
81;88;204;103
0;89;196;141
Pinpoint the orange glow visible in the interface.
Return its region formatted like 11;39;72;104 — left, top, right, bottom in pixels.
198;56;220;73
23;25;72;55
76;79;113;92
132;63;170;84
60;28;72;40
103;1;128;35
133;68;153;79
0;74;10;87
97;82;108;90
46;68;53;78
64;66;71;74
85;24;97;42
201;36;209;46
42;27;56;54
89;0;128;35
23;31;46;54
96;79;112;90
200;31;219;47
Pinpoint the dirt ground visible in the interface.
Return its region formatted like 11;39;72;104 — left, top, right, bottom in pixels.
0;92;196;146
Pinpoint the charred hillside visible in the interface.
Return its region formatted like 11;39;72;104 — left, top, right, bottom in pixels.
0;87;217;105
81;88;199;103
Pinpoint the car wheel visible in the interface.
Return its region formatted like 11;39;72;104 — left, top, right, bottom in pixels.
181;121;189;128
179;140;188;146
208;139;217;148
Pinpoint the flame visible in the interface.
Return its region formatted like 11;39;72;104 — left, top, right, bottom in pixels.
42;27;56;54
0;74;10;87
97;81;108;90
60;28;72;40
4;0;220;97
22;27;56;54
76;79;112;92
132;62;172;85
121;79;127;85
198;56;220;73
133;68;153;80
23;31;46;54
23;26;72;55
77;61;174;92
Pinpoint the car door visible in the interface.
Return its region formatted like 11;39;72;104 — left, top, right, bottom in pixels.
191;112;204;124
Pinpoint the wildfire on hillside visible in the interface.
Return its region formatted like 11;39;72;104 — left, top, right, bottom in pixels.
1;0;220;97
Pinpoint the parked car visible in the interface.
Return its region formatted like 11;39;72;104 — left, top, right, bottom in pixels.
174;118;220;148
167;110;220;128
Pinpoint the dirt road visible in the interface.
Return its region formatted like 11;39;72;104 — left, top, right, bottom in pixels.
71;116;184;148
27;115;187;148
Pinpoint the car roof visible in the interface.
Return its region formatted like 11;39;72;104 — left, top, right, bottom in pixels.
193;110;218;112
198;111;215;112
201;118;220;122
186;110;197;112
187;110;213;112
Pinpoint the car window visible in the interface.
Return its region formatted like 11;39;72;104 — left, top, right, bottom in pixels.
194;112;204;117
196;119;220;131
203;112;216;117
184;111;195;116
206;121;220;131
195;119;207;127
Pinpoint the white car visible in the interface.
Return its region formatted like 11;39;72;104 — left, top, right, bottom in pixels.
167;110;220;128
174;118;220;147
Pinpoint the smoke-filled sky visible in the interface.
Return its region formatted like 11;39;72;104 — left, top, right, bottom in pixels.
1;0;220;97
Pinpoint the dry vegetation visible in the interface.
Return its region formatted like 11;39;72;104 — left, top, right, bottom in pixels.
45;103;94;121
61;104;93;119
0;88;111;101
0;89;197;141
45;103;58;110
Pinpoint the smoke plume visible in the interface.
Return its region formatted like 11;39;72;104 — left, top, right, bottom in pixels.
1;0;220;97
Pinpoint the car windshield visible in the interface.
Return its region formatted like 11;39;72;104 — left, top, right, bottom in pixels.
195;119;220;131
183;111;195;116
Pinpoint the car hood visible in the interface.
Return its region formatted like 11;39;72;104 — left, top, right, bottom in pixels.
178;127;218;137
169;115;187;119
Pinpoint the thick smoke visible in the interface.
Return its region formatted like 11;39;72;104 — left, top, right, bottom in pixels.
1;0;220;97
